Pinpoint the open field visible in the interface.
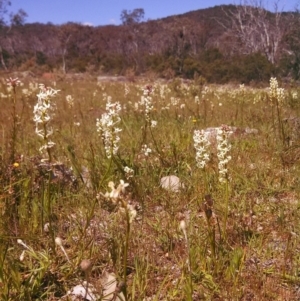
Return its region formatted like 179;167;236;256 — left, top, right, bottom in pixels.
0;74;300;300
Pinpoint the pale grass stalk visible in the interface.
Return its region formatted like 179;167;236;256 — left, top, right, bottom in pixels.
179;219;193;300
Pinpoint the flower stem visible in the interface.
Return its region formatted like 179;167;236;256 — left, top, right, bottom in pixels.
223;179;229;240
122;204;130;301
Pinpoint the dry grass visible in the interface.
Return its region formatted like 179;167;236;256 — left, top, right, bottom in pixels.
0;74;300;300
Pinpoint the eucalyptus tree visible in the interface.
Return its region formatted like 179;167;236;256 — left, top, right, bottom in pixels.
0;0;27;70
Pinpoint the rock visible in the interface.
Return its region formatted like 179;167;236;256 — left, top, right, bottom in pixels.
160;175;183;192
65;282;98;301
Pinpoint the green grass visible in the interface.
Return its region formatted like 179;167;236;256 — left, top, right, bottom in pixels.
0;75;300;300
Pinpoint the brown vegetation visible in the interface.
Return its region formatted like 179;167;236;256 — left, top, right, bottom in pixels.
0;4;300;83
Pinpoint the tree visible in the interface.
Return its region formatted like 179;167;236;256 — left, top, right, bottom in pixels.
0;0;27;70
10;8;27;26
282;7;300;79
119;9;146;73
225;0;284;64
0;0;10;24
120;8;145;25
58;23;77;74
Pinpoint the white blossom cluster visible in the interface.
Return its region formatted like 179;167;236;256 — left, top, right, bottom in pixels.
150;120;157;128
33;84;59;154
66;95;74;108
142;144;152;156
96;98;122;158
193;129;211;169
6;77;21;87
216;126;232;183
269;77;285;105
29;82;39;92
124;84;130;97
124;166;134;179
202;86;209;98
157;84;170;99
139;86;154;122
100;180;137;223
104;180;129;201
170;97;179;106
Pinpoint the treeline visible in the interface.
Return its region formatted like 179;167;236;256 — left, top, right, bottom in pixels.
0;4;300;83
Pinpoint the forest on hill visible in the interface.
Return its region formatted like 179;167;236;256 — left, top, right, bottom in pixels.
1;2;300;83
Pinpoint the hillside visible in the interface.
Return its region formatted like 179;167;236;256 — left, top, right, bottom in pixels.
0;5;299;83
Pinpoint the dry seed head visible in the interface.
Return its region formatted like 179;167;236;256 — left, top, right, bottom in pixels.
6;77;21;87
20;250;25;261
179;220;186;232
44;222;50;233
55;237;63;247
80;259;93;274
17;239;30;250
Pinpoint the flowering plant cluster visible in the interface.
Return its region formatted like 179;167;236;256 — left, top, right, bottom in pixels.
99;179;137;223
66;95;74;108
269;77;285;105
193;129;211;169
96;97;122;158
124;166;134;179
141;144;152;157
124;83;130;97
139;85;154;122
6;77;21;88
216;125;232;183
33;84;60;158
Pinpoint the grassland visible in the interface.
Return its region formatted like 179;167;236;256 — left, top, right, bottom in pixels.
0;74;300;300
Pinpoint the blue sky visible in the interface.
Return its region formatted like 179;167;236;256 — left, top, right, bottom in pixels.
9;0;298;26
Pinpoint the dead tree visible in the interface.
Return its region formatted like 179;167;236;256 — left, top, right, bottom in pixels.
225;0;284;64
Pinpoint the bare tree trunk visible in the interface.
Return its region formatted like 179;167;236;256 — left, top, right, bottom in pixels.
62;48;66;74
0;45;7;70
59;33;71;74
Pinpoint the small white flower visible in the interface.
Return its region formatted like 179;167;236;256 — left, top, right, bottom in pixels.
107;181;119;199
66;95;74;107
117;179;129;194
124;166;134;179
44;222;50;233
142;144;152;156
104;180;129;201
151;120;157;128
